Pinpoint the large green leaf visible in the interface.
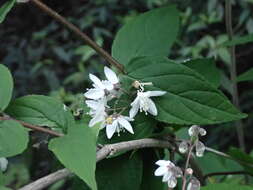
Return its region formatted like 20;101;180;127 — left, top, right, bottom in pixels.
182;59;221;88
222;34;253;47
6;95;75;132
126;56;246;125
201;183;252;190
112;6;179;66
0;64;13;112
0;120;29;157
0;0;15;23
96;154;143;190
0;187;11;190
49;124;97;190
237;67;253;82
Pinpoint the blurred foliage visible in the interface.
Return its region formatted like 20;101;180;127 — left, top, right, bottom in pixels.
1;0;253;189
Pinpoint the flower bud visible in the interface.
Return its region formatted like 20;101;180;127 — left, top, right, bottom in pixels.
186;168;193;175
179;141;189;154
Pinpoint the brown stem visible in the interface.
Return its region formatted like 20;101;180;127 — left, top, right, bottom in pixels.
204;171;252;181
19;138;173;190
225;0;245;151
182;144;194;190
0;116;64;137
30;0;125;74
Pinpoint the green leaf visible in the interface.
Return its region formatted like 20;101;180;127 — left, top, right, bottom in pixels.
182;59;221;88
229;147;253;174
0;120;29;157
222;33;253;47
96;154;143;190
0;64;13;112
0;0;15;23
112;6;179;66
237;67;253;82
201;183;252;190
6;95;75;132
0;187;11;190
126;56;246;125
49;124;97;190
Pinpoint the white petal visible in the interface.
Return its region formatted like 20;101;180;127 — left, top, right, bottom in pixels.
118;117;134;134
89;74;105;89
106;122;117;139
179;141;189;154
89;113;105;127
129;105;139;119
199;128;207;136
155;160;173;166
154;166;168;176
85;100;99;110
168;176;177;188
146;91;167;97
188;125;198;137
104;66;119;84
147;98;158;116
0;158;8;172
162;171;172;182
84;88;105;100
102;80;114;91
196;141;205;157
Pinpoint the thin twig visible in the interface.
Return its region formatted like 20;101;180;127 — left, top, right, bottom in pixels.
204;171;253;181
182;144;194;190
0;116;64;137
29;0;125;73
225;0;245;151
19;138;173;190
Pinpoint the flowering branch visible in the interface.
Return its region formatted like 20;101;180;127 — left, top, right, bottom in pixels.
29;0;125;73
19;138;173;190
0;115;64;137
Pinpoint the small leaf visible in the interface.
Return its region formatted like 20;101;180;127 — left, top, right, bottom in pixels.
0;0;15;23
182;59;221;88
237;67;253;82
0;64;13;112
49;124;97;190
0;120;29;157
201;183;252;190
112;6;179;66
222;33;253;47
6;95;75;132
126;56;246;125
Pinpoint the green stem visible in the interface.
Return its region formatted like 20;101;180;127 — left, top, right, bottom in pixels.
225;0;245;151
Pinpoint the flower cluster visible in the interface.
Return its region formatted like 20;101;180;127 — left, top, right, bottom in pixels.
84;66;166;139
154;160;182;188
179;125;207;157
154;160;200;190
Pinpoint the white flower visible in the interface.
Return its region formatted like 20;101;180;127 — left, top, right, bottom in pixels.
0;157;8;172
106;115;134;139
129;90;166;118
84;67;119;100
188;125;207;157
188;125;206;137
187;177;200;190
154;160;182;189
